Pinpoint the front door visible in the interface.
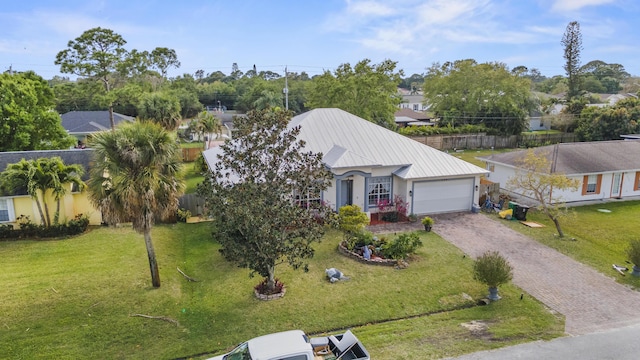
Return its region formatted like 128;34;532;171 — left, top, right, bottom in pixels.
611;173;623;198
339;179;353;208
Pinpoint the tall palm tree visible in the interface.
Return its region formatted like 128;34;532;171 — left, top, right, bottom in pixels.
87;121;184;288
47;158;85;225
1;159;49;226
189;110;223;150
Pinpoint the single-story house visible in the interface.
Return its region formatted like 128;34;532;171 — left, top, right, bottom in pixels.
202;108;488;215
61;111;134;145
479;140;640;203
0;149;102;226
394;108;435;128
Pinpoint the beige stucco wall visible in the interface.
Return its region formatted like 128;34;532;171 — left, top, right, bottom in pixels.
3;188;102;227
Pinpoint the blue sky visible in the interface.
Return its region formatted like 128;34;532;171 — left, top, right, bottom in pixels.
1;0;638;80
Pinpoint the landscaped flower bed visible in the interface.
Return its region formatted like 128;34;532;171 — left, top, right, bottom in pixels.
338;241;397;266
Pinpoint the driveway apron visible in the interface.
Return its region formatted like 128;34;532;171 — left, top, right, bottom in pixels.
432;212;640;335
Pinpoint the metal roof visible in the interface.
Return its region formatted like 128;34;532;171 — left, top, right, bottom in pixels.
60;111;134;134
480;140;640;175
289;108;488;179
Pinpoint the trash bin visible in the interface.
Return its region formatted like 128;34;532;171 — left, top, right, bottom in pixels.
508;201;518;211
514;204;530;221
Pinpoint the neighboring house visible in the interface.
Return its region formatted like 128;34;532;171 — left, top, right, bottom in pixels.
398;94;428;112
479;140;640;203
0;149;102;226
61;111;134;145
202;108;488;215
394;108;434;128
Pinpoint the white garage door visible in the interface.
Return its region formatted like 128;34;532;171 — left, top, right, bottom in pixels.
412;178;474;214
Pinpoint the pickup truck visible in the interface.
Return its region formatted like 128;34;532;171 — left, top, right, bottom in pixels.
207;329;370;360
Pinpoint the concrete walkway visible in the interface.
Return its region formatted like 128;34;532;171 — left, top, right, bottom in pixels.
429;212;640;335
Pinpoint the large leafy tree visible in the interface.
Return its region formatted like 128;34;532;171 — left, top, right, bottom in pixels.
562;21;583;100
0;72;75;151
423;59;533;135
306;59;403;128
87;121;184;288
198;109;333;293
507;149;579;238
56;27;129;130
575;98;640;141
149;47;181;79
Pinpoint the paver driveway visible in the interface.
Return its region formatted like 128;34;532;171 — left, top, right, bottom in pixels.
432;212;640;335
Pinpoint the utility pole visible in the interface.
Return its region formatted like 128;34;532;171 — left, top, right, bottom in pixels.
283;66;289;110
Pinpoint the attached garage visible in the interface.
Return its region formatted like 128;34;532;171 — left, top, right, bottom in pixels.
412;178;475;214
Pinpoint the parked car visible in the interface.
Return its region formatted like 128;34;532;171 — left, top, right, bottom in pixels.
207;329;370;360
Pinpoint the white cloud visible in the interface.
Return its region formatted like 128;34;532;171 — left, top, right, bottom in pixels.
416;0;489;25
346;0;397;16
551;0;615;12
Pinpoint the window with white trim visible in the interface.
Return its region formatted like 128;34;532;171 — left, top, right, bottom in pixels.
586;175;598;193
294;187;321;209
368;176;392;207
0;199;14;222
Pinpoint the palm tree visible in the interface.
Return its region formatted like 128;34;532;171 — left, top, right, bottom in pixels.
1;159;49;226
1;157;86;227
189;111;223;150
47;158;85;225
137;91;182;131
87;121;184;288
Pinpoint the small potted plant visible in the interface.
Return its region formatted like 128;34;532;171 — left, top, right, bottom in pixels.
408;213;418;223
421;216;434;232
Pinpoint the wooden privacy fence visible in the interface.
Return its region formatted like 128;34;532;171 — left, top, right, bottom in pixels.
409;133;577;150
179;194;206;216
182;148;202;162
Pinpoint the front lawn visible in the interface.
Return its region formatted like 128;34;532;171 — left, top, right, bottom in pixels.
182;161;205;194
496;201;640;289
0;224;563;359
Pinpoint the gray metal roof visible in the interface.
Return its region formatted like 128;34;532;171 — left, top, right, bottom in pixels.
480;140;640;175
60;111;134;134
289;108;488;179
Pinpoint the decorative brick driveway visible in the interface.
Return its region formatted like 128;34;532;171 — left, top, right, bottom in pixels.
428;212;640;335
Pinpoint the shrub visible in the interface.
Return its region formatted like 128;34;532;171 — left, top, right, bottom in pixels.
194;153;208;173
254;278;284;295
338;205;369;238
473;251;513;288
177;208;192;223
627;240;640;267
381;232;423;260
421;216;434;226
0;214;89;240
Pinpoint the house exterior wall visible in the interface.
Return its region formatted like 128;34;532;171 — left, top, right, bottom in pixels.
487;162;640;203
1;190;102;228
72;192;102;225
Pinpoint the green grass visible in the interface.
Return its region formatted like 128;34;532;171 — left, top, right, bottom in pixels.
182;161;205;194
495;201;640;289
449;148;515;168
0;225;563;359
